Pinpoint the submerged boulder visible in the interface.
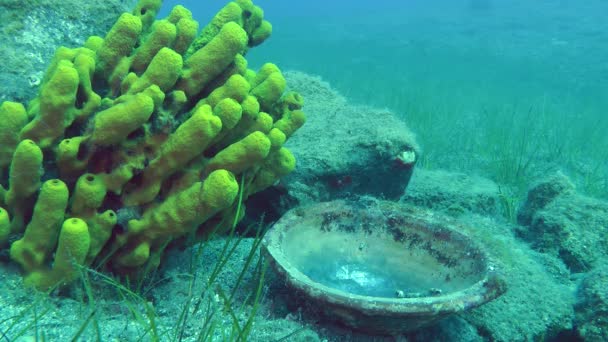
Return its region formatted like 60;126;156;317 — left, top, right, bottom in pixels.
517;172;608;272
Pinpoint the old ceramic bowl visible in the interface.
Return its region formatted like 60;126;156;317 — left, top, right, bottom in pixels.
263;200;506;334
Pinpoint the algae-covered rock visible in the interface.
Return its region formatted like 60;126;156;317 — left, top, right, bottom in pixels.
401;168;500;217
575;265;608;341
0;0;137;103
280;71;419;203
517;172;608;272
517;170;575;226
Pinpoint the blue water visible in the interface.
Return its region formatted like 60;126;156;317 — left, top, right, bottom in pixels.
161;0;608;197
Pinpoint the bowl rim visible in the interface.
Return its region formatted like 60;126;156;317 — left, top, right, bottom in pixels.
262;200;507;316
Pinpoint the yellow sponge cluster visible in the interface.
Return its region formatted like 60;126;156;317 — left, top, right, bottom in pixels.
0;0;305;290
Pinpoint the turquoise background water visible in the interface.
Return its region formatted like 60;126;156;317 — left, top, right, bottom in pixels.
162;0;608;199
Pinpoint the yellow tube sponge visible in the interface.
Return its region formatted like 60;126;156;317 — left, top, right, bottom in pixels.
173;15;199;55
86;210;117;264
234;0;267;43
280;91;304;111
117;241;151;267
186;2;242;56
251;20;272;46
166;5;199;54
20;59;79;148
131;20;177;74
97;13;143;78
6;140;43;209
5;140;43;234
140;84;166;108
69;175;113;264
70;173;107;216
0;101;28;169
84;36;104;52
0;0;305;289
55;136;90;179
132;0;162;30
203;74;250;108
217;108;271;150
177;21;248;98
0;207;9;245
250;147;296;194
71;48;102;122
241;95;260;119
213;98;243;130
21;47;100;145
90;92;154;146
250;112;274;134
274;109;306;138
269;147;296;176
251;65;286;112
120;169;238;267
122;104;222;205
204;131;271;175
250;62;279;88
167;4;194;24
9;179;69;272
24;218;91;290
53;218;91;277
267;128;286;150
128;47;183;94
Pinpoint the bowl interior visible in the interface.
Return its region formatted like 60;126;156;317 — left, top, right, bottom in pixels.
279;207;487;298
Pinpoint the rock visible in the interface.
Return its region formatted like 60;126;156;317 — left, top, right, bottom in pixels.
574;265;608;341
515;171;608;271
400;168;500;217
0;0;137;103
283;71;419;203
517;171;575;226
453;214;575;341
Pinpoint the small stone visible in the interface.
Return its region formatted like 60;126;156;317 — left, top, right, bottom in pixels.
429;288;442;296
